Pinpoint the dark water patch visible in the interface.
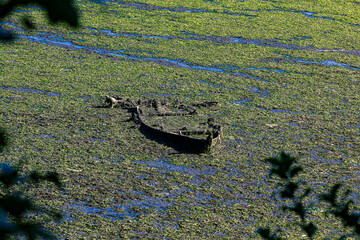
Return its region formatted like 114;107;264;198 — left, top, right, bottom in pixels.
199;80;235;90
186;191;216;205
85;26;360;57
294;58;359;70
99;113;110;118
243;66;303;75
285;122;301;127
308;155;342;165
292;11;337;21
253;105;302;114
337;136;349;141
289;36;311;41
88;138;106;142
244;67;291;73
241;8;355;27
2;51;22;56
76;95;95;103
0;86;63;96
25;134;54;139
11;6;41;12
291;10;360;28
18;31;264;79
98;0;256;17
17;33;261;79
199;80;223;88
203;232;227;237
6;22;360;56
64;201;134;220
31;106;47;110
270;109;300;113
317;147;331;152
151;93;174;97
65;196;172;221
231;99;251;106
277;53;360;70
20;34;88;50
86;27;169;39
11;9;32;13
246;86;268;94
183;30;354;54
134;158;216;177
76;95;95;99
1;22;22;31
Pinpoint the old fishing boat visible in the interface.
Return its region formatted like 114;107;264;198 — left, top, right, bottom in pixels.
105;96;222;153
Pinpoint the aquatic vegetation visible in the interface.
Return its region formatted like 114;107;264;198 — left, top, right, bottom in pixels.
0;0;359;238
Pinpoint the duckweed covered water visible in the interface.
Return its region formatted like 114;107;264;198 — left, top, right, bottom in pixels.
1;0;360;239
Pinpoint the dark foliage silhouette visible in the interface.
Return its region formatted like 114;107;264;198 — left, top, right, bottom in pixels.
0;0;79;42
0;1;78;238
0;130;63;239
258;152;360;239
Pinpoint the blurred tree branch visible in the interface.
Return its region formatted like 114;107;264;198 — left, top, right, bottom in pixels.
0;0;79;42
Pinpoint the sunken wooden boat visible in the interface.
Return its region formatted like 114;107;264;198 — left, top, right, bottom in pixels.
105;96;222;153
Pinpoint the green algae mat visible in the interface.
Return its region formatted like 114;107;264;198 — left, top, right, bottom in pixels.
0;0;359;238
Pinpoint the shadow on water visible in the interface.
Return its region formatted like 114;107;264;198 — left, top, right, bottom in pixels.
64;197;171;221
134;158;216;177
25;134;54;139
280;54;360;70
231;99;251;106
199;80;235;90
93;0;256;17
95;0;360;29
232;99;303;114
243;67;305;75
0;86;63;96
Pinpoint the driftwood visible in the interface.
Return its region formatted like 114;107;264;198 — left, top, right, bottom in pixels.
105;96;222;153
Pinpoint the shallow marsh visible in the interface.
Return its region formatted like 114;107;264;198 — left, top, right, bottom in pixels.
1;0;360;239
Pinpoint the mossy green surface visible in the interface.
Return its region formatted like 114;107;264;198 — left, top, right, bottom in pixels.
1;0;360;239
